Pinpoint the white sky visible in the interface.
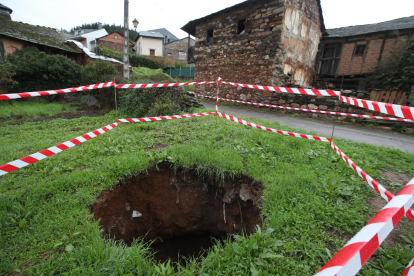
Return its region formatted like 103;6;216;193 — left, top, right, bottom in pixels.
2;0;414;39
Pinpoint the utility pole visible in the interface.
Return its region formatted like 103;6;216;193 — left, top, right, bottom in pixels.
123;0;130;79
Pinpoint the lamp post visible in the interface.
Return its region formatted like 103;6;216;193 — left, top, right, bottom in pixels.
132;18;139;30
123;0;130;79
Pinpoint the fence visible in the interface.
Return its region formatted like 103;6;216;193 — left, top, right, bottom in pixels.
165;66;195;78
1;79;414;276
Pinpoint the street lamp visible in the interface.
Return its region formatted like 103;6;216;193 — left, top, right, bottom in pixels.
132;18;139;30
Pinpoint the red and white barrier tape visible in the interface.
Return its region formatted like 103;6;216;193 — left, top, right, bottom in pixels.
115;81;216;89
221;81;341;97
189;92;414;123
0;123;118;176
330;142;414;222
402;257;414;276
117;112;214;123
340;96;414;121
0;82;115;101
217;112;331;142
315;177;414;276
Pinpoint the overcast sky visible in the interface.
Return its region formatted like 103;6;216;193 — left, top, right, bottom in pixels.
2;0;414;39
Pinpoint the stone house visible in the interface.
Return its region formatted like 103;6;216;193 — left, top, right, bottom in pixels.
317;15;414;91
181;0;324;101
164;37;195;67
96;32;133;52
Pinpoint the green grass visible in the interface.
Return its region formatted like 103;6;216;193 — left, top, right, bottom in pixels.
132;67;174;83
0;100;78;118
0;103;413;275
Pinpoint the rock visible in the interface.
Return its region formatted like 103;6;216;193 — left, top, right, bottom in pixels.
308;104;318;110
240;94;247;101
343;90;353;94
301;105;307;109
239;184;252;201
291;103;300;108
278;99;286;104
334;106;341;112
85;95;98;107
319;105;328;110
348;107;354;113
357;93;365;98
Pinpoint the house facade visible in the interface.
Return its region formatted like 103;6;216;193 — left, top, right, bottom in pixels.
134;31;164;57
317;16;414;91
96;32;133;52
74;23;108;51
181;0;324;101
164;37;195;67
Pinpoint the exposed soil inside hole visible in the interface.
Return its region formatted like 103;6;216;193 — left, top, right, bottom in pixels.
91;162;263;264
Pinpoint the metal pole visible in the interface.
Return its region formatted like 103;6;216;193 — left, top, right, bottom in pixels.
123;0;130;79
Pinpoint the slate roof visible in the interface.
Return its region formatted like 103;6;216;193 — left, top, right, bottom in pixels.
181;0;325;36
147;28;178;42
325;15;414;37
135;31;164;41
0;19;81;53
0;4;12;13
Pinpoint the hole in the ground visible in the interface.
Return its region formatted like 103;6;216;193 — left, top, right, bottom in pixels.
91;162;263;264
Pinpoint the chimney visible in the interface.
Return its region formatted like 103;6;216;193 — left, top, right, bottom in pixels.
0;5;13;20
98;22;102;30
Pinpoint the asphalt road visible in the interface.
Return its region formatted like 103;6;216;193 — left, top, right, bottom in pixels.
201;100;414;155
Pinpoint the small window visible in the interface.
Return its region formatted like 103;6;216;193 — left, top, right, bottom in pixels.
206;29;214;43
179;51;186;60
237;19;246;35
150;49;155;56
355;45;366;56
114;35;118;39
167;52;172;56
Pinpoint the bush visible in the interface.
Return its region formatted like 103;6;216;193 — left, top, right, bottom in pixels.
81;61;118;84
129;55;164;69
119;87;185;118
367;38;414;91
174;61;186;68
6;46;81;92
97;47;122;60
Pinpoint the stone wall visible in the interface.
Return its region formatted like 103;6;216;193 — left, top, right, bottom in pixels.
164;38;195;66
194;0;286;99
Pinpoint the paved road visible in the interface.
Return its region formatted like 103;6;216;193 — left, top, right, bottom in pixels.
201;100;414;155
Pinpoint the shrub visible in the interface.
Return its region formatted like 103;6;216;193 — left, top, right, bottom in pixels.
174;61;186;68
97;47;122;60
367;38;414;91
129;55;164;69
119;87;184;118
81;61;118;84
6;46;81;92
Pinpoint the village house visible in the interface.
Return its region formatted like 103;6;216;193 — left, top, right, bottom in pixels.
133;31;164;57
74;23;108;51
181;0;324;102
164;37;196;67
0;4;82;62
95;31;133;52
317;15;414;91
148;28;179;44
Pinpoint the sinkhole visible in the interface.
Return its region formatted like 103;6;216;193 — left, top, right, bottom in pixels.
91;162;263;264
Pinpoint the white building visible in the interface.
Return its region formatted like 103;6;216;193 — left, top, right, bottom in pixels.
74;23;108;51
133;31;164;57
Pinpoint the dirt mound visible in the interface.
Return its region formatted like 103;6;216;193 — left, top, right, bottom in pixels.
91;162;263;263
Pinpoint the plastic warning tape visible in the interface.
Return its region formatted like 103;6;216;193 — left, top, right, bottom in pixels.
0;82;115;101
117;112;214;123
0;123;118;177
217;112;331;142
330;142;414;222
115;81;216;89
402;257;414;276
189;92;414;123
340;96;414;121
221;81;341;97
315;177;414;276
215;77;221;114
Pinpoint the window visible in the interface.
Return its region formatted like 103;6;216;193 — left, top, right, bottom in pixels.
150;49;155;56
237;19;246;35
179;51;186;60
167;52;172;57
114;35;118;39
319;43;342;75
206;29;214;43
355;45;366;56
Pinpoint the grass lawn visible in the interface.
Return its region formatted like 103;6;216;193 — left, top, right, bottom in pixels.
0;100;413;275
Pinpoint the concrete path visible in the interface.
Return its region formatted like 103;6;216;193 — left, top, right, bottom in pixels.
201;100;414;155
